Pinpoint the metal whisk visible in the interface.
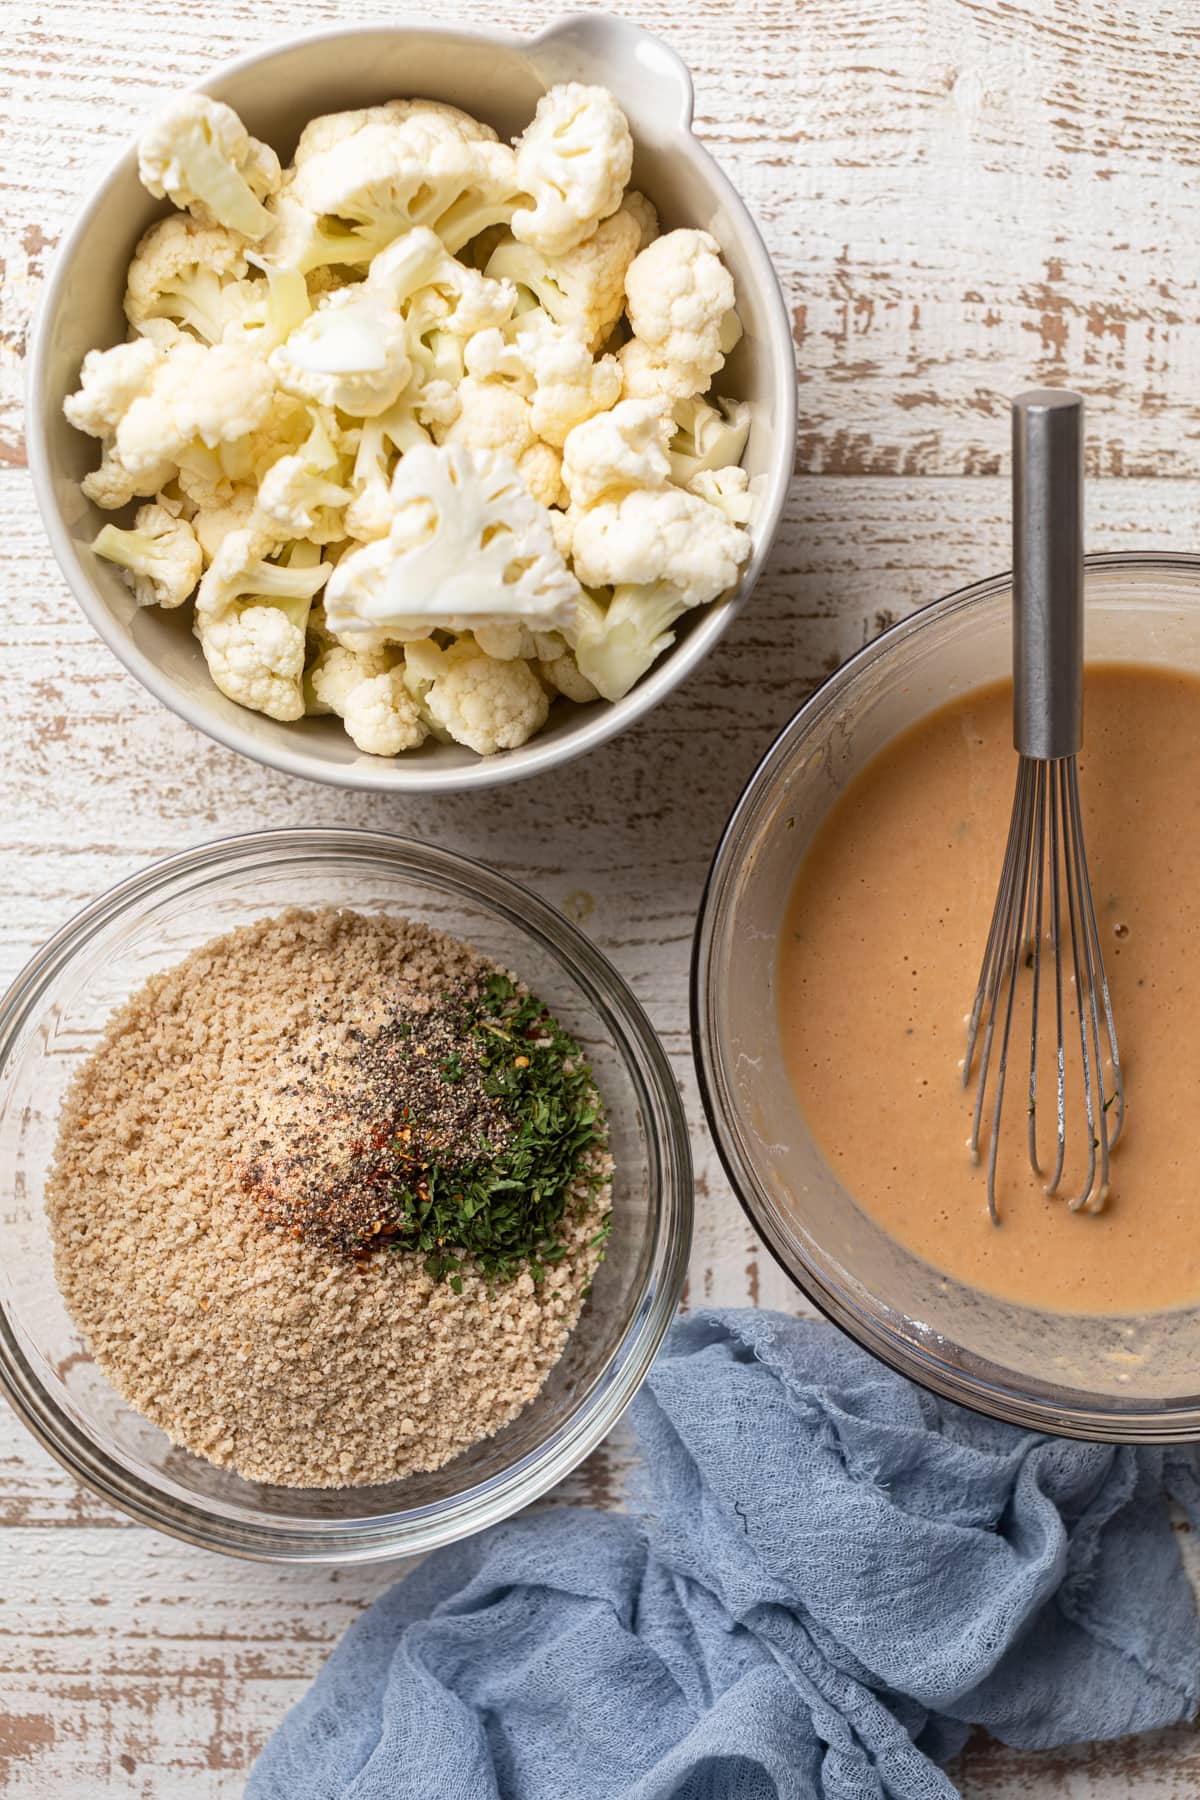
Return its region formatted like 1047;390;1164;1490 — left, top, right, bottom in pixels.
963;390;1124;1223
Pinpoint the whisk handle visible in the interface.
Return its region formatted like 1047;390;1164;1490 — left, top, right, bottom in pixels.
1011;389;1084;760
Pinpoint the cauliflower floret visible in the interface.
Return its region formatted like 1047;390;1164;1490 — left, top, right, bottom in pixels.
619;229;741;402
561;398;672;509
200;602;311;722
124;215;251;344
81;447;177;511
525;322;622;447
570;485;750;606
618;337;702;406
192;487;260;562
310;646;428;756
486;195;655;352
467;311;621;449
307;641;390;713
269;229;457;416
689;464;756;524
206;388;313;496
343;399;432;542
549;506;576;562
538;646;600;704
194;527;331;720
291;100;498;168
221;261;312;354
253;412;349;543
406;264;517;343
668;394;752;485
570;583;694;702
473;621;537;660
269;118;520;271
444;378;563;508
463;326;533;394
63;339;165;439
512;84;633;257
91;502;203;608
402;636;548;756
621;189;660;253
138;94;281;241
340;669;429;755
115;338;277;491
325;443;580;646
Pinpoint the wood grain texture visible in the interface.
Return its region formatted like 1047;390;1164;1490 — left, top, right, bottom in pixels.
4;0;1200;1791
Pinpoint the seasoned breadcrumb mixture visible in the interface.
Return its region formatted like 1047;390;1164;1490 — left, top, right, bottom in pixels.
46;908;610;1488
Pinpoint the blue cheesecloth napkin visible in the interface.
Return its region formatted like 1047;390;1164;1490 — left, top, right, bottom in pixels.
248;1310;1200;1800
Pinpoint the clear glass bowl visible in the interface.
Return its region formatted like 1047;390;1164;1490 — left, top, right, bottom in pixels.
693;552;1200;1442
0;830;691;1559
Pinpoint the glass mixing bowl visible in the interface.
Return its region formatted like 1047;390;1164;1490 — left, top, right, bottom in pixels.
693;552;1200;1442
0;830;691;1559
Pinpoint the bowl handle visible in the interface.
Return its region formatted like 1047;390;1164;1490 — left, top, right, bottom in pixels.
528;13;695;131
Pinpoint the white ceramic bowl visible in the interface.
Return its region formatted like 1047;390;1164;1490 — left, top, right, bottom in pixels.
27;15;797;793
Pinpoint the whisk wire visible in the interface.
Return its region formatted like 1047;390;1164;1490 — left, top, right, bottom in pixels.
1058;758;1100;1210
964;752;1124;1222
1025;761;1047;1181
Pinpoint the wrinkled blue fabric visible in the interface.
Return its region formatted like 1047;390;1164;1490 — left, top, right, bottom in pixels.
249;1311;1200;1800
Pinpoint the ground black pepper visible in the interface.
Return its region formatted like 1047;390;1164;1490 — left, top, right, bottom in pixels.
236;973;608;1282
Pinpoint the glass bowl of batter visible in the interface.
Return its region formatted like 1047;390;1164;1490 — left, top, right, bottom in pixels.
693;552;1200;1441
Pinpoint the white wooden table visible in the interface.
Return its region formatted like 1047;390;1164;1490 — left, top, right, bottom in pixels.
4;0;1200;1790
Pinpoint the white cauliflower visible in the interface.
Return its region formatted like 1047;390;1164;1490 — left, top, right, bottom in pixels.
308;644;428;756
192;487;259;562
63;79;753;757
91;502;203;608
406;263;517;344
561;398;672;509
689;464;755;524
63;339;165;439
570;584;691;702
668;394;752;485
486;195;656;352
253;410;349;542
124;215;251;344
138;94;281;241
444;378;563;508
307;640;389;713
222;261;312;354
403;636;548;755
570;484;749;604
526;322;622;447
194;528;331;720
538;645;599;704
200;388;313;498
619;229;741;403
343;398;432;542
472;623;567;660
565;485;751;701
81;447;177;511
67;336;278;514
115;338;278;491
466;311;621;448
268;230;445;417
324;443;580;645
291;100;498;169
512;84;633;256
271;116;520;271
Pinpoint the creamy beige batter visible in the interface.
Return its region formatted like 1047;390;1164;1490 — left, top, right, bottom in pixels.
778;664;1200;1315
